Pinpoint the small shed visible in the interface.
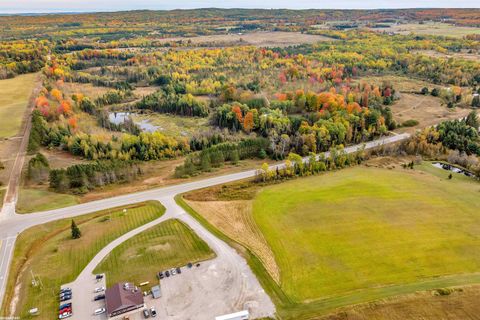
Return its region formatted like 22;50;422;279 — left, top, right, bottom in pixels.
151;285;161;299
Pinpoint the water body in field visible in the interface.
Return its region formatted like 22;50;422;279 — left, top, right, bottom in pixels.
432;162;475;178
109;112;160;133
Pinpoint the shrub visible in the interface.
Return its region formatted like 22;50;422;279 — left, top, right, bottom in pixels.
402;119;419;127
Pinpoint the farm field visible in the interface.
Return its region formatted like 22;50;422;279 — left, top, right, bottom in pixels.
94;219;215;287
0;73;38;138
389;93;471;132
412;49;480;62
356;75;444;93
355;75;471;132
153;31;336;47
322;284;480;320
1;201;165;319
182;163;480;318
370;22;480;38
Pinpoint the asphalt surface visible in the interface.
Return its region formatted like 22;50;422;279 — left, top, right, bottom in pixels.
66;197;276;319
0;133;410;315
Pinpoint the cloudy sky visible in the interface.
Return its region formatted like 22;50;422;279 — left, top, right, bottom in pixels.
1;0;479;13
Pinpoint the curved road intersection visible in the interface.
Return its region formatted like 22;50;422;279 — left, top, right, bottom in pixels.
0;133;409;318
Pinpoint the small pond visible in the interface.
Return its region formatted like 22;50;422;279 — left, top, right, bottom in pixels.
431;162;475;178
109;112;160;133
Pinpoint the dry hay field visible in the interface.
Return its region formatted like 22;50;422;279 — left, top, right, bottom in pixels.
390;93;471;133
182;163;480;319
412;49;480;62
0;73;38;138
155;31;336;47
322;284;480;320
355;75;471;132
370;22;480;38
357;75;443;93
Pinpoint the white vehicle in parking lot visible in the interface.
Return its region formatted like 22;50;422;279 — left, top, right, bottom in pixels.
94;308;106;315
94;286;105;293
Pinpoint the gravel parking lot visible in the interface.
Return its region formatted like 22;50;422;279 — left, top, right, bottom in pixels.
61;197;275;320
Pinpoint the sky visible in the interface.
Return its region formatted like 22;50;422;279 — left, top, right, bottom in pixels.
0;0;479;14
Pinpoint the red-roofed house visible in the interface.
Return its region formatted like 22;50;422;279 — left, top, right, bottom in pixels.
105;282;144;318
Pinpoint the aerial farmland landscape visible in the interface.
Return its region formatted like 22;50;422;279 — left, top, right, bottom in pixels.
0;1;480;320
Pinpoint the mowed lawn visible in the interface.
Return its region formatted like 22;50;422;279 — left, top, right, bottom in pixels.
1;201;164;320
253;166;480;303
95;219;215;287
16;188;80;213
0;73;38;138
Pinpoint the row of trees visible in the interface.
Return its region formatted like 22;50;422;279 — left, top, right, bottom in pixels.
175;137;269;177
49;160;141;193
136;89;208;117
256;146;365;182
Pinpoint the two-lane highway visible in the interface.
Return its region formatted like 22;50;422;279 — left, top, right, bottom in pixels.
0;132;410;310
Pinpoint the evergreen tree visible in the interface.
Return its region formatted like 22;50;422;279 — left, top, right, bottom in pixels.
71;220;81;239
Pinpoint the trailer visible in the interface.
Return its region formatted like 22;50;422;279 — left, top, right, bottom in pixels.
215;310;249;320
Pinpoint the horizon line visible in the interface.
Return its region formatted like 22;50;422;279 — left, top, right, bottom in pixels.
2;6;480;15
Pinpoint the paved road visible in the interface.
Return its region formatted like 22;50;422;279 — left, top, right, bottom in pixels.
66;197;276;319
0;132;410;313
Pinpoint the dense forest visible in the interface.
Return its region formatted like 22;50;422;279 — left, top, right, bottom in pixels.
1;8;479;192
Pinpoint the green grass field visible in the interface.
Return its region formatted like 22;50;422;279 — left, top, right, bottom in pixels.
0;73;38;138
252;166;480;308
179;163;480;319
94;219;215;287
1;201;164;320
16;188;80;213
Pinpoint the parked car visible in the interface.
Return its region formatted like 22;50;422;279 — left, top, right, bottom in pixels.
59;292;71;298
196;263;201;267
157;272;164;279
150;307;157;317
176;267;181;274
59;307;72;314
59;303;72;310
171;268;177;275
94;286;105;293
60;295;72;302
143;308;150;318
94;294;105;301
94;308;106;315
60;288;71;294
187;262;193;268
59;312;72;319
59;305;72;312
95;274;104;280
165;270;170;277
